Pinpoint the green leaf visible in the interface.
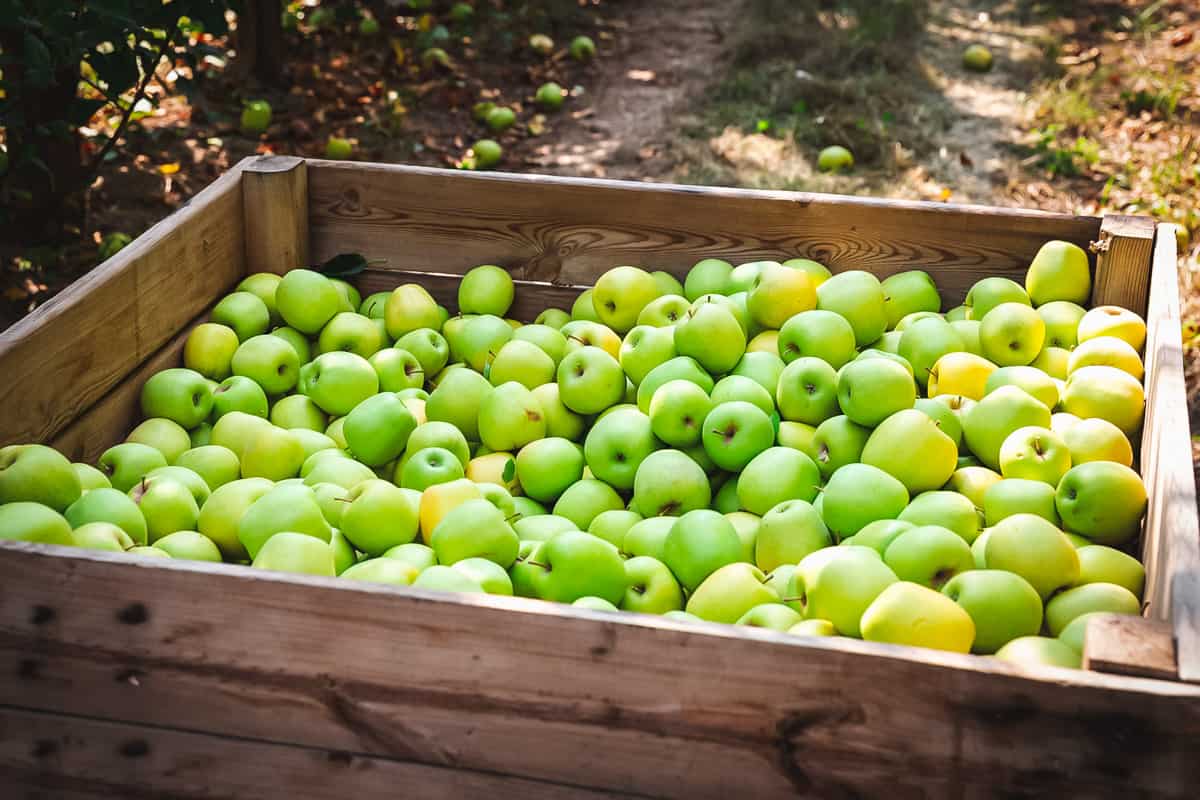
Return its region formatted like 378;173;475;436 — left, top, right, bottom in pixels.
316;252;369;278
23;31;54;89
502;458;516;484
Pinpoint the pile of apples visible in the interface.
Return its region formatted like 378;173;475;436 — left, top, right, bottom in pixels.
0;242;1151;669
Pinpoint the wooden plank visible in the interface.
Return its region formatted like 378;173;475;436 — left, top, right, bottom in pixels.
1139;225;1200;682
1083;614;1177;681
0;162;247;448
355;269;587;320
0;706;634;800
308;161;1101;304
243;155;310;275
1090;214;1156;314
2;543;1199;798
46;311;208;464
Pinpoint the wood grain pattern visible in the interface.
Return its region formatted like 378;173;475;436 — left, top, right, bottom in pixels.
1083;614;1177;681
0;162;247;448
355;268;587;320
243;155;310;275
2;542;1199;799
1138;225;1200;682
1091;214;1156;314
308;161;1101;304
0;706;634;800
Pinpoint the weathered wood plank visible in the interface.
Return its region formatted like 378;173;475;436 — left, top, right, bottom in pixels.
0;706;636;800
1091;214;1156;314
1139;225;1200;682
355;269;587;320
1083;614;1177;681
308;161;1101;304
2;543;1198;798
0;162;247;448
243;155;310;275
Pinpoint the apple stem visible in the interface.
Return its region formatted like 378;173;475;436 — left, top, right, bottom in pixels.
525;560;550;570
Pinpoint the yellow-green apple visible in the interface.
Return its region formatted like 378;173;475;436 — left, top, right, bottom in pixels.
552;478;624;530
152;530;222;562
782;258;831;287
571;289;600;322
239;425;304;481
396;329;449;377
592;266;661;333
941;569;1042;654
686;562;779;623
359;291;389;319
211;291;271;342
343;392;416;466
400;447;465;490
0;444;82;511
488;339;556;388
142;465;210;506
702;401;774;471
962;385;1052;470
515;437;584;502
317;312;383;359
816;270;887;347
845;519;912;555
368;347;424;392
882;524;973;589
1075;545;1145;597
584;407;658;491
458;264;514;316
752;498;830;572
275;269;340;335
895;311;942;331
790;545;897;637
588;509;643;549
803;415;868;480
731;351;784;397
450;557;513;595
512;514;576;542
737;447;820;515
661;509;742;591
212;376;270;420
928;351;994;400
985;365;1059;409
898;491;981;543
301;453;374;489
711;375;774;416
949;319;983;356
636;295;690;328
861;408;957;494
622;516;676;559
998;425;1071;485
747;330;780;355
776;357;838;425
836;358;916;427
900;317;966;390
467;451;521;495
238;483;331;558
684;258;733;301
1025;240;1091;305
984;513;1079;599
338;479;419;556
726;261;771;295
747;262;817;328
184;322;240;380
635;356;714;412
980;302;1045;367
195;477;272;560
140;368;213;429
73;462;111;491
789;619;837;636
477;482;516;518
556;346;624;415
0;502;74;545
632;449;711;517
1037;300;1086;349
882;270;941;329
778;420;818;453
1032;346;1071;381
73;521;134;551
860;581;975;653
478;381;546;451
821;463;909;539
312;482;347;528
914;397;963;450
340;558;419;585
965;276;1029;320
946;466;1001;509
512;324;568;364
382;542;437;571
725;511;760;561
418;478;483;542
674;301;746;374
945;305;969;321
413;565;484;593
237;272;281;323
531;531;627;604
189;422;212;447
405;421;470;468
429;497;518;567
384;283;442;339
129;477;199;543
1056;612;1101;654
98;442;168;493
855;347;916;376
651;271;684;297
269;394;326;431
1044;582;1139;636
619;325;676;385
252;531;335;576
737;603;803;631
231;334;301;395
778;310;857;367
1067;336;1144;380
712;477;740;514
1055;461;1146;546
66;486;148;545
271;326;312;364
621;555;684;613
425;368;492;442
1077;305;1146;351
298;352;379;416
649;379;712;448
560;320;621;359
995;636;1080;668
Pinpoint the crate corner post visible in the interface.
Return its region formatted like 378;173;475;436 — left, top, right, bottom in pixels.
1090;214;1156;314
242;155;310;275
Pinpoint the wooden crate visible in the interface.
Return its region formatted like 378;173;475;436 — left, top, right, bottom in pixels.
1;155;1198;798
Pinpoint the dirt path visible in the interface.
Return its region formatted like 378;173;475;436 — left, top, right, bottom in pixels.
526;0;738;180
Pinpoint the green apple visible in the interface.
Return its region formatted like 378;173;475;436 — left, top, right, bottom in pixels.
701;401;774;472
1032;345;1071;381
985;513;1079;599
842;518;912;555
774;357;836;425
737;603;803;631
730;351;785;397
511;496;548;518
552;478;624;530
861;581;975;653
747;262;817;329
899;317;965;390
238;483;332;559
945;305;968;322
584;407;658;491
0;444;82;511
684;258;733;301
621;555;684;613
962;385;1052;471
212;376;270;420
1076;545;1144;598
399;447;464;490
898;491;981;543
560;320;621;359
1057;612;1102;654
0;502;74;545
1038;300;1087;349
619;325;676;384
66;486;148;546
1044;582;1139;636
636;294;690;328
512;324;568;364
661;509;743;592
338;479;420;556
789;619;837;636
239;424;304;481
238;272;282;323
998;426;1070;485
73;521;134;551
302;452;374;490
98;442;168;493
791;545;897;637
881;270;941;329
385;283;442;339
754;500;831;573
765;563;796;598
275;269;340;335
820;463;909;539
478;381;546;451
382;542;438;571
359;291;390;319
231;334;301;395
836;358;916;427
412;565;484;593
650;271;684;297
949;319;983;356
458;264;514;316
342;392;416;466
737;447;820;515
816;270;887;347
479;481;516;519
725;261;769;295
184;322;240;380
982;478;1059;527
686;562;779;624
635;356;715;412
882;525;973;588
912;398;963;453
252;531;335;576
965;276;1030;320
194;477;272;560
140;368;213;428
781;258;831;287
592;266;660;334
725;510;760;562
1077;305;1146;352
340;558;419;585
995;636;1080;668
129;477;199;543
808;415;872;481
942;570;1042;654
1061;365;1144;437
946;466;1001;509
622;516;675;559
396;329;449;379
405;421;471;468
73;462;111;491
298;352;379;416
212;291;271;342
588;509;643;549
777;420;818;453
530;531;627;605
648;379;712;448
269;394;326;431
317;312;383;359
513;514;578;542
189;422;213;447
631;449;711;517
425;368;492;442
861;408;957;494
488;339;556;388
556;345;625;415
674;301;746;375
1055;461;1146;546
152;530;222;562
777;310;856;368
980;302;1045;367
984;365;1059;409
1025;240;1091;306
712;475;740;513
512;438;582;502
570;289;600;322
450;557;513;595
311;482;347;528
143;465;210;506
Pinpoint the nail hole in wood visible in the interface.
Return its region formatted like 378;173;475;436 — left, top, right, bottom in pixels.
18;659;42;680
119;739;150;758
117;603;149;625
115;668;145;686
31;740;58;759
30;605;56;625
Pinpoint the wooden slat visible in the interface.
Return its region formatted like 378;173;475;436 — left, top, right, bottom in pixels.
0;706;633;800
1091;214;1156;314
243;155;310;274
2;543;1199;798
1138;225;1200;682
1083;614;1177;681
355;269;586;320
0;162;247;448
308;161;1101;303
